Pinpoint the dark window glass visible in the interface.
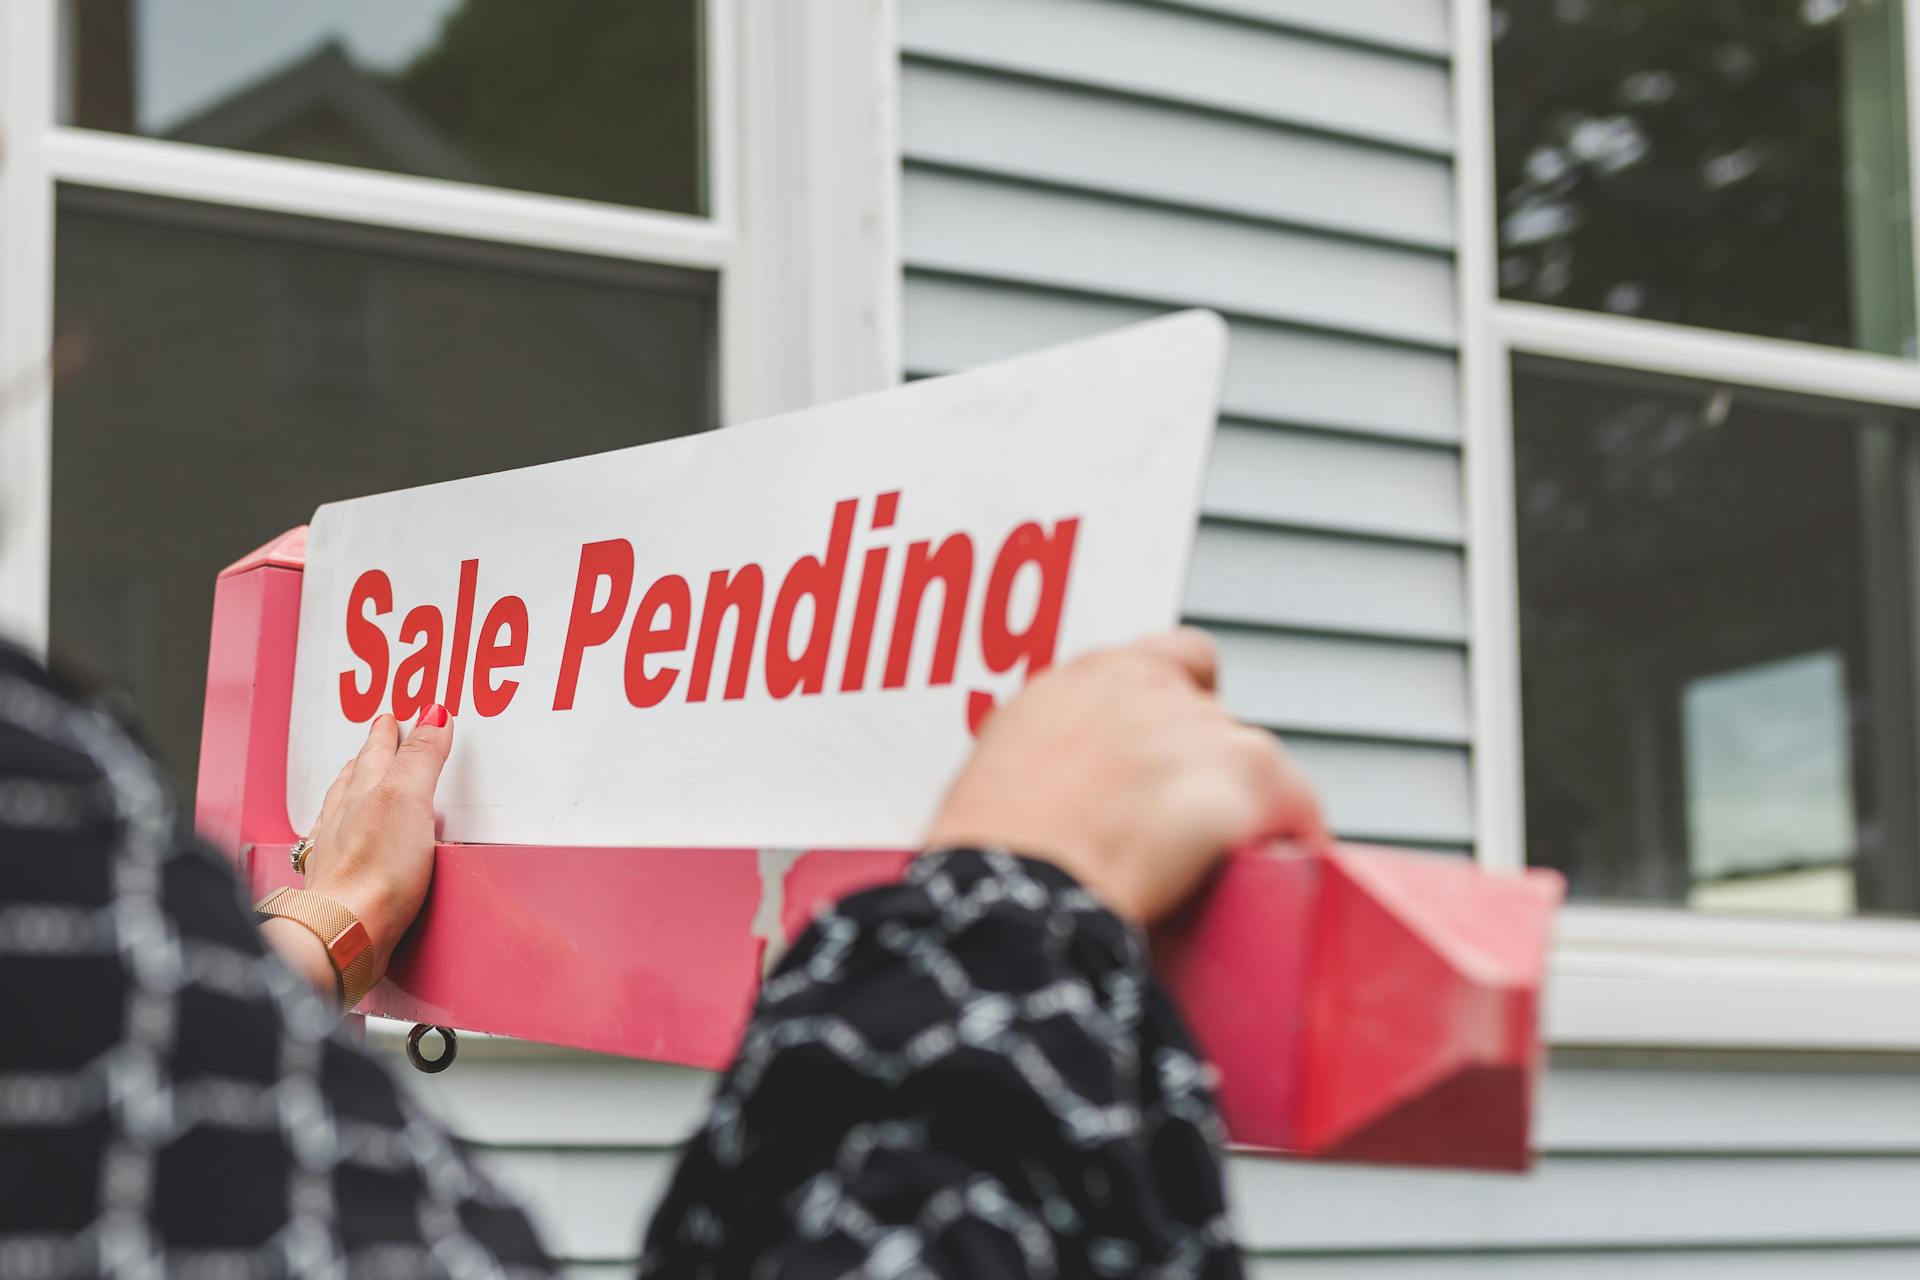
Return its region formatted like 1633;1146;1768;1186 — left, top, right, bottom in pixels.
60;0;705;216
1492;0;1914;354
51;187;716;795
1514;356;1920;917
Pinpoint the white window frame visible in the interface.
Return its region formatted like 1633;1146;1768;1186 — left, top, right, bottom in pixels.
0;0;902;652
1453;0;1920;1051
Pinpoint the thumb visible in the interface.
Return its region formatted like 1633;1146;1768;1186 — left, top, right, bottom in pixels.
388;703;455;800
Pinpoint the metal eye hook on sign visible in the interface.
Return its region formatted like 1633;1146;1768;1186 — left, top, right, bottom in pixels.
406;1024;458;1074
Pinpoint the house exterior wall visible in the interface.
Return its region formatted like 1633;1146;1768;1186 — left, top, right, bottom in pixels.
413;1038;1920;1274
398;2;1920;1273
900;0;1472;851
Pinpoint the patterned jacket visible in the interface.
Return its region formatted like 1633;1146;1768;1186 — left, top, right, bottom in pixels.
0;642;1241;1277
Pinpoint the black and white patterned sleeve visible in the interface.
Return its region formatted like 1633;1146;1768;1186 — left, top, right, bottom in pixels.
0;647;554;1278
639;848;1245;1279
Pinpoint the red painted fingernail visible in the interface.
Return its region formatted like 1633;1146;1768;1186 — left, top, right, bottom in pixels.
419;704;448;729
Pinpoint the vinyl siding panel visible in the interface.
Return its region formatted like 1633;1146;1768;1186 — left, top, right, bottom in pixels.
903;276;1461;441
420;1051;1920;1159
1285;737;1474;846
1152;1;1451;58
1209;628;1469;745
494;1151;1912;1259
1184;524;1465;644
903;168;1457;346
390;1046;1920;1271
899;0;1473;846
900;0;1453;152
1202;423;1463;544
903;62;1454;249
1225;1155;1920;1252
420;1059;1920;1159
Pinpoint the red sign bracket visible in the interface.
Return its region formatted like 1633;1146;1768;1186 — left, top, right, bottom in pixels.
197;528;1563;1170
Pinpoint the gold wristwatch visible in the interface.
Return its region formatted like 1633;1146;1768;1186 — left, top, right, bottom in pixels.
255;887;378;1010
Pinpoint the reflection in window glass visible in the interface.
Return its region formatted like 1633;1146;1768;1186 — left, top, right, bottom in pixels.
60;0;705;215
1491;0;1914;353
51;188;716;796
1512;356;1920;918
1683;651;1858;913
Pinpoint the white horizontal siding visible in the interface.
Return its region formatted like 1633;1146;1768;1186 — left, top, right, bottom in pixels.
1228;1154;1920;1252
473;1142;1920;1263
903;168;1457;346
406;1052;710;1147
405;1045;1920;1161
1537;1063;1920;1154
1208;627;1470;745
1287;737;1474;844
392;1044;1920;1269
900;0;1453;153
1203;423;1462;543
900;0;1470;848
1154;0;1451;58
1184;523;1466;643
904;275;1461;442
903;61;1454;248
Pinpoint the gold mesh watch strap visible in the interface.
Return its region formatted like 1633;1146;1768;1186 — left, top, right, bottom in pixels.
255;887;379;1011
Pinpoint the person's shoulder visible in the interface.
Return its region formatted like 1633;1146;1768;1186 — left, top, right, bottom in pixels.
0;639;131;913
0;638;111;787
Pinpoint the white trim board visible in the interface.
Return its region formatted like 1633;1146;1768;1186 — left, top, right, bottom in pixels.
44;129;732;272
1449;0;1525;876
723;0;903;422
0;0;56;654
1549;906;1920;1051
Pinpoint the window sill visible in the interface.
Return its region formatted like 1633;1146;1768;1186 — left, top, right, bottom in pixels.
1546;904;1920;1051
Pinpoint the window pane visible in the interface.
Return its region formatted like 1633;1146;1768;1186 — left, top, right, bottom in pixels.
1513;356;1920;918
50;187;716;795
60;0;705;216
1492;0;1915;354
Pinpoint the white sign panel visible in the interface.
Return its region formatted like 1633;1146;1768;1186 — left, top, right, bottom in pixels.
287;311;1226;847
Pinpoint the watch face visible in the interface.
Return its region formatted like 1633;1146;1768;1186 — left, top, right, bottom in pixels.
330;918;373;968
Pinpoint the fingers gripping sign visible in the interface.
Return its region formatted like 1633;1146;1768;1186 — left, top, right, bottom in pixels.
927;628;1331;925
300;705;456;981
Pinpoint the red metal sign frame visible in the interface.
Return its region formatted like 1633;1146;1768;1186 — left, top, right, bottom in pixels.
197;528;1564;1170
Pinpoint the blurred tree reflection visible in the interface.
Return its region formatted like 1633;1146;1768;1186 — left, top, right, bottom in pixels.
1492;0;1911;353
399;0;701;214
64;0;703;216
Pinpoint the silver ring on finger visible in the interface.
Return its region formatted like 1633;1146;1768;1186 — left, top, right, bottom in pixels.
290;836;316;876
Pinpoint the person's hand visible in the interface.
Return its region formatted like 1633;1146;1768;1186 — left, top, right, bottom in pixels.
299;706;455;980
925;629;1329;924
